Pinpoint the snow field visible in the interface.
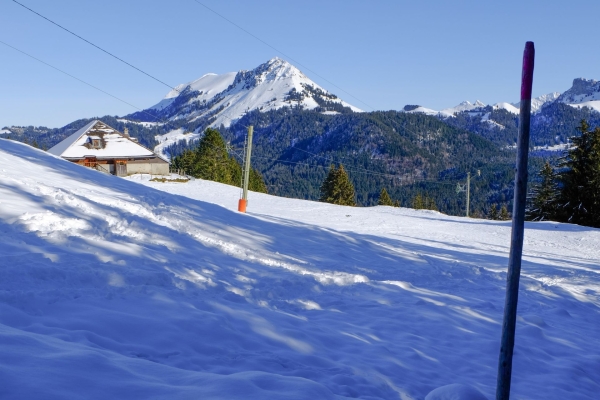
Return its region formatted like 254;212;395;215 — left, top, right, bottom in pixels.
154;128;200;160
1;139;599;399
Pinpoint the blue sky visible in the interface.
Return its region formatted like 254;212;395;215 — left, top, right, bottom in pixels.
1;0;599;128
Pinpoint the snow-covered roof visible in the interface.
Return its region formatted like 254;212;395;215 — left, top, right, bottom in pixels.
48;120;160;160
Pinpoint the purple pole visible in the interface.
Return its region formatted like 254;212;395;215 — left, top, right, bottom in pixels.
496;41;535;400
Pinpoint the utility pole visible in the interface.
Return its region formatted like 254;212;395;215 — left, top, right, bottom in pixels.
466;172;471;217
238;125;254;213
496;41;535;400
456;170;477;217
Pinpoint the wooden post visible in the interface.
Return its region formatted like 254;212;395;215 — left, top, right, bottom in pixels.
496;41;535;400
238;125;254;213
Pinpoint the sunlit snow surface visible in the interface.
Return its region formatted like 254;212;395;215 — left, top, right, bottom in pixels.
1;139;599;399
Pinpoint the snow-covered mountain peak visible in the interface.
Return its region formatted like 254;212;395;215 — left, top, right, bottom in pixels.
556;78;600;112
440;100;487;116
137;58;361;130
227;57;307;92
512;92;560;113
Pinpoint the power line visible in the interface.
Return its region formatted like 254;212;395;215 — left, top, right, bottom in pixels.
11;0;179;93
191;0;375;111
0;39;168;125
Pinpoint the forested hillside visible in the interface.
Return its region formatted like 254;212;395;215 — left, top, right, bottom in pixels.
443;102;600;147
7;106;587;216
215;109;517;215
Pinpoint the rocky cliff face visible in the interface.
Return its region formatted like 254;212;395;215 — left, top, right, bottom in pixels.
557;78;600;105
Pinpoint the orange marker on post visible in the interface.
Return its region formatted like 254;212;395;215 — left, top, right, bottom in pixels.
238;125;254;213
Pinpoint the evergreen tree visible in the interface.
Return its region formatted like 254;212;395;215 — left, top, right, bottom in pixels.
319;164;356;206
193;128;234;183
472;209;484;219
378;188;394;206
500;204;510;220
171;128;267;193
424;195;438;211
526;161;558;221
393;200;400;208
319;164;336;202
555;120;600;227
412;193;437;210
249;167;268;193
412;193;424;209
171;149;197;175
488;204;499;220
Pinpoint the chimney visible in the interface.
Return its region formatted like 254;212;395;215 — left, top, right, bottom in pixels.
123;127;129;137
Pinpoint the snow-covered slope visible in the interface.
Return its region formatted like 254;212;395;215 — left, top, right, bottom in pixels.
150;72;237;113
515;92;561;113
142;57;361;128
153;128;197;161
1;138;600;399
440;100;487;116
492;102;519;114
510;92;561;113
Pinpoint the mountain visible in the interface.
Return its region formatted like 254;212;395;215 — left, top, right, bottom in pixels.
404;79;600;148
512;92;560;113
127;57;361;128
555;78;600;112
410;93;560;119
407;77;600;121
440;100;487;116
6;59;600;216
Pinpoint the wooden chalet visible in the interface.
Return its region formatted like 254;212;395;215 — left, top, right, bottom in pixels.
48;120;169;176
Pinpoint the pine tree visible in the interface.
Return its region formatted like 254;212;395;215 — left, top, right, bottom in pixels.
393;200;400;208
526;161;558;221
500;204;510;220
488;204;499;220
172;149;197;175
412;193;424;209
319;164;356;206
319;164;336;202
249;167;268;193
555;120;600;227
193;128;234;183
424;195;438;211
378;188;394;206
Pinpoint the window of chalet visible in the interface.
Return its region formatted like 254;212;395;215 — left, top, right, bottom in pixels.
87;136;103;149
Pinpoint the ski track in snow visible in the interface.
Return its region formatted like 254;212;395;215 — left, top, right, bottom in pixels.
1;139;599;399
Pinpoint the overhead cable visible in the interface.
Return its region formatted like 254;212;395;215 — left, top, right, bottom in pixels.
0;39;167;124
11;0;179;92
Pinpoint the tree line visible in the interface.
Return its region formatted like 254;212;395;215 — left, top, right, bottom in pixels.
527;120;600;228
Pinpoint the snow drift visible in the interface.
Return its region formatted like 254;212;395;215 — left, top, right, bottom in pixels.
0;138;599;399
